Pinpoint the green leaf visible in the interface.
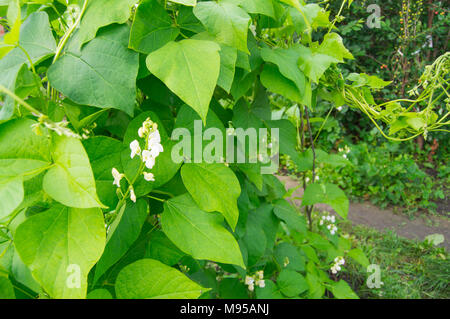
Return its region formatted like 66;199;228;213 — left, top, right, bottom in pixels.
146;39;220;123
146;230;185;266
170;0;196;5
94;199;148;283
48;24;139;116
0;119;50;161
193;1;251;53
242;219;267;266
14;205;106;299
75;0;137;47
255;280;283;299
273;199;306;233
0;12;56;120
83;136;123;209
246;203;279;255
224;0;275;18
297;45;339;83
347;248;370;268
329;280;359;299
129;0;180;54
219;278;249;298
302;183;349;219
0;159;50;179
0;119;51;219
274;242;305;271
43;135;105;209
260;63;303;103
0;177;23;219
193;32;237;93
181;163;241;230
0;273;15;299
305;272;325;298
347;73;391;89
162;194;245;268
289;4;330;33
115;258;206;298
277;269;308;297
317;33;353;62
265;119;299;162
87;289;112;299
261;46;306;93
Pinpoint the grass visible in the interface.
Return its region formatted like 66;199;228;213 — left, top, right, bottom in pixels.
340;221;449;299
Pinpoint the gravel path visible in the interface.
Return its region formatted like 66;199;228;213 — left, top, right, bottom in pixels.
277;175;450;250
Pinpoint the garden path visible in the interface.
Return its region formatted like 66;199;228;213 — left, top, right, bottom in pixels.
276;175;450;250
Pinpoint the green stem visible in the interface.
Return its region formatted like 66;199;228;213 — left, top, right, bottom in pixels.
53;0;89;63
0;84;44;116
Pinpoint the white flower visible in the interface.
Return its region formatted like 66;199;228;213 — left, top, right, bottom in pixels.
319;220;324;226
305;177;310;183
148;130;161;145
315;175;319;181
256;279;265;288
138;126;146;138
130;187;136;203
148;142;164;158
330;216;336;223
256;270;264;280
330;257;345;274
130;140;141;159
245;276;254;286
143;172;155;182
337;106;343;112
111;168;123;187
248;283;254;291
142;150;156;169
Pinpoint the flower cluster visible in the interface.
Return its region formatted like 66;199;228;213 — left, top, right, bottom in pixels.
319;214;338;235
330;256;345;274
130;117;164;181
111;118;163;203
244;271;265;292
338;145;351;159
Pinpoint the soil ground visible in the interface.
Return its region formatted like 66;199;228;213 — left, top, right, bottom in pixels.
276;175;450;250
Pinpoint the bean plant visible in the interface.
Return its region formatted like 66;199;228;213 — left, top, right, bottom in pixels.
0;0;447;299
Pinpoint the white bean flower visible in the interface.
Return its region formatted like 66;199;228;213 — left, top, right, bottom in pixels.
134;118;165;182
143;172;155;182
148;142;164;158
330;257;345;274
130;187;136;203
245;276;255;291
142;150;156;169
130;140;141;159
245;271;265;291
111;168;124;187
148;129;161;145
